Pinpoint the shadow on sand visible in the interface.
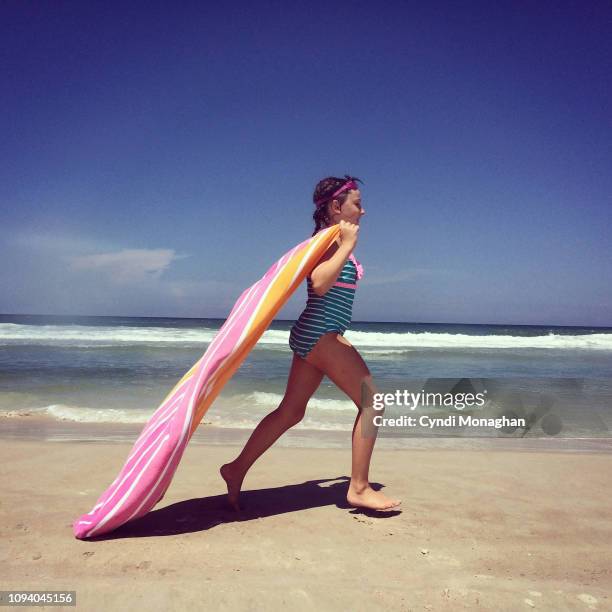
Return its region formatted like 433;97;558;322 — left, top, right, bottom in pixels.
89;476;400;540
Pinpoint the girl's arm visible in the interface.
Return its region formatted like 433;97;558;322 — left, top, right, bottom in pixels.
310;221;359;296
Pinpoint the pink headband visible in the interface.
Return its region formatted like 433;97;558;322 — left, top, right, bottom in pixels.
314;179;359;207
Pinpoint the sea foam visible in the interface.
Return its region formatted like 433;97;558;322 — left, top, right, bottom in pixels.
2;323;612;350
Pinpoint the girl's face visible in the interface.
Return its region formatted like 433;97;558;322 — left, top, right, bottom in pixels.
329;189;365;225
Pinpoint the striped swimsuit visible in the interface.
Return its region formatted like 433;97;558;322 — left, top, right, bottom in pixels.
289;252;363;359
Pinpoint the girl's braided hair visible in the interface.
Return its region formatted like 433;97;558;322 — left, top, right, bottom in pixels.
311;175;363;236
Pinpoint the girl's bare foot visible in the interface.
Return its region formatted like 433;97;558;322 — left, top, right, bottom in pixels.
347;482;401;511
220;463;245;511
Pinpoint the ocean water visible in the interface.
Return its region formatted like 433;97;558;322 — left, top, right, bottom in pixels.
1;314;611;442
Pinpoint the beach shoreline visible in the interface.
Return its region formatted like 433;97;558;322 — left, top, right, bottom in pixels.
2;412;612;455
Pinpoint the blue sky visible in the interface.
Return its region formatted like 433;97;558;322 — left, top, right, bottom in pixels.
1;1;610;326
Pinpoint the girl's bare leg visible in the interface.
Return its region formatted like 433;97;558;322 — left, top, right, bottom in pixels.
306;333;401;511
220;353;324;510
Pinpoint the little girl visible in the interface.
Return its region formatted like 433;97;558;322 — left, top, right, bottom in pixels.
221;175;401;512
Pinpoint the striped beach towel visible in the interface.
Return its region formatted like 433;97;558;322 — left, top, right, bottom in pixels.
73;225;340;539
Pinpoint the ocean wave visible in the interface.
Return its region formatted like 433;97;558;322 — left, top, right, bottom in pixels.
0;402;353;431
327;330;612;351
0;323;218;347
351;331;612;350
245;391;355;412
0;404;153;423
0;389;356;426
1;392;592;433
2;323;612;351
204;412;352;432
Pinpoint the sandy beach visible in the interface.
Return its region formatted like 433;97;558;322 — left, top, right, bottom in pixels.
3;0;612;609
1;430;611;611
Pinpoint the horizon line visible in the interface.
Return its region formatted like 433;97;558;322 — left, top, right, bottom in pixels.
0;312;609;330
